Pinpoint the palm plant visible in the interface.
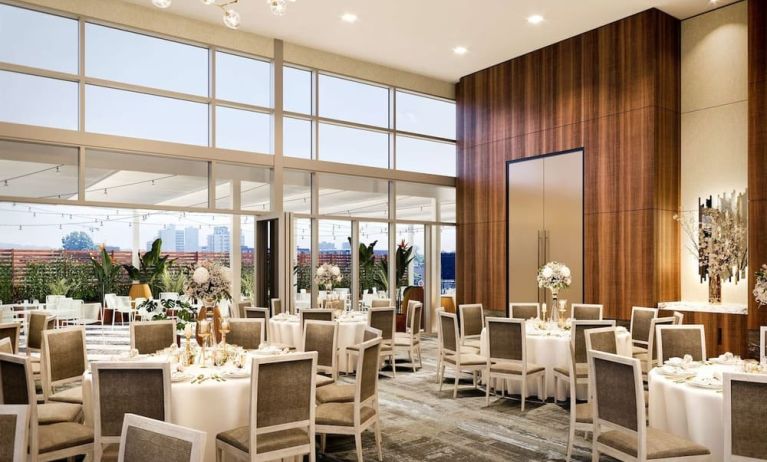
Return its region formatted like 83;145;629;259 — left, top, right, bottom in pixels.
159;268;186;294
48;277;78;297
122;239;174;294
90;247;121;303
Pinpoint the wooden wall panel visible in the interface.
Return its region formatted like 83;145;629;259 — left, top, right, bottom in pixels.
457;8;681;320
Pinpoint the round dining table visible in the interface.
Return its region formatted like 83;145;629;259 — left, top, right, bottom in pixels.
479;323;632;401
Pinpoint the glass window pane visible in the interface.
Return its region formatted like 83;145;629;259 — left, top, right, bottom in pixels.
85;150;209;208
241;215;255;299
440;226;456;294
284;66;311;114
319;173;388;219
293;218;311;308
215;163;271;211
396;136;456;177
139;211;231;263
318;220;352;294
359;223;388;301
0;4;78;73
0;71;78;130
216;51;271;107
396;182;455;222
216;107;271;153
0;140;78;200
85;85;208;146
319;123;388;168
396;224;425;309
284;117;312;159
284;170;311;214
319;74;388;127
396;91;456;139
85;23;208;96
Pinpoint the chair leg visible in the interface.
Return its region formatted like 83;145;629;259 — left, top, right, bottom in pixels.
354;431;364;462
566;415;575;461
521;376;527;412
418;344;423;369
553;376;558;403
320;434;327;452
591;447;600;462
391;353;396;377
374;419;383;461
485;371;491;406
453;369;459;399
438;364;445;392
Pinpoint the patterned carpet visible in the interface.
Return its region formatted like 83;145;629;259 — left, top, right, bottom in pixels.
57;326;614;461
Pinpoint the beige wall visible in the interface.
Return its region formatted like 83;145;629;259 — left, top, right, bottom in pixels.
680;0;748;304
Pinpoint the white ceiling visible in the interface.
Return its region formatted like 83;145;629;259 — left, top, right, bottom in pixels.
123;0;739;82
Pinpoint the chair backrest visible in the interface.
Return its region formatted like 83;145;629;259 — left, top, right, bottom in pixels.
0;353;39;458
629;306;658;345
362;327;382;342
370;299;391;308
656;325;706;363
723;372;767;461
587;350;645;452
458;303;484;338
584;326;618;354
647;317;675;361
26;310;54;352
104;294;118;310
300;309;334;327
509;303;540;320
572;320;616;364
0;338;12;355
41;326;87;397
438;311;459;354
270;298;283;316
673;311;684;325
368;307;395;341
92;362;172;448
233;301;249;319
227;319;265;349
0;404;28;462
244;307;269;320
407;302;423;341
324;299;344;310
249;352;316;457
486;317;525;363
118;413;206;462
760;326;766;362
354;338;382;405
302;320;338;372
0;323;20;354
571;304;603;320
130;321;176;355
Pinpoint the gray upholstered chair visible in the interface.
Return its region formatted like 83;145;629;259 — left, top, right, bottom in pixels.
317;338;383;462
509;303;540;320
0;322;20;354
366;307;396;377
119;414;206;462
270;298;283;316
629;306;658;356
588;350;710;461
370;299;391;308
345;327;382;376
571;304;603;320
584;326;618;354
673;311;684;325
484;317;545;410
437;311;485;398
244;307;269;319
634;317;675;374
0;352;94;461
458;303;484;349
319;327;381;406
0;337;13;354
723;371;767;461
215;352;317;462
130;321;176;355
302;320;338;387
41;326;87;404
25;311;55;380
394;302;423;371
323;299;344;310
656;325;706;364
235;301;250;319
299;309;334;328
92;362;172;462
564;342;591;462
0;404;28;462
227;319;265;350
552;320;615;403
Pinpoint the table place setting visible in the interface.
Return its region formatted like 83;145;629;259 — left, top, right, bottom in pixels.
526;318;572;337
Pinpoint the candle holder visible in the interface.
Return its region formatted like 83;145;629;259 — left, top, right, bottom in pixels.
558;299;567;328
218;326;230;347
183;330;195;366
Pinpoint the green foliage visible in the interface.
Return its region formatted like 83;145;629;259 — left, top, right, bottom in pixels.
241;270;255;297
395;240;414;287
138;298;198;331
0;263;12;303
292;262;311;291
48;277;79;296
159;268;186;294
22;257;98;302
352;237;386;295
90;247;121;303
61;231;95;251
122;239;174;294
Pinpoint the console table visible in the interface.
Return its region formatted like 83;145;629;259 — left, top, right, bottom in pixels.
657;301;749;356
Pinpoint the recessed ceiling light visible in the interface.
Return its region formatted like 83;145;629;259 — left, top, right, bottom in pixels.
527;14;544;25
453;46;468;55
341;13;358;23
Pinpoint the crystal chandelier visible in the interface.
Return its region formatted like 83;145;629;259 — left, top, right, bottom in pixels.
151;0;241;29
267;0;297;16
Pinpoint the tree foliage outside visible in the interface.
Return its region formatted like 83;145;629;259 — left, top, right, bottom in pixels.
61;231;95;251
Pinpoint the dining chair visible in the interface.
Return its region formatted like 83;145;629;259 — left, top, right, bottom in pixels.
634;317;675;374
26;310;55;358
584;326;618;354
394;301;423;371
0;322;20;353
0;336;12;354
587;350;710;461
130;320;176;355
723;371;767;461
103;294;117;325
244;307;269;320
0;352;95;462
324;299;345;310
316;338;383;462
270;298;283;316
227;318;265;350
112;297;134;326
92;362;172;462
458;303;484;349
41;326;88;404
484;317;545;410
552;320;615;403
321;327;381;405
119;414;206;462
437;311;485;398
302;320;338;388
509;303;540;320
629;306;658;355
215;352;317;462
299;308;334;327
0;404;28;462
233;301;249;319
345;326;383;377
367;307;396;377
655;325;706;364
673;311;684;325
370;299;391;308
571;304;603;320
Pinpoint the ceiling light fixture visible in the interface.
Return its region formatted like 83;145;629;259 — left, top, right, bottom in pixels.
527;14;544;25
341;13;358;23
150;0;243;29
152;0;172;8
453;46;468;55
267;0;298;16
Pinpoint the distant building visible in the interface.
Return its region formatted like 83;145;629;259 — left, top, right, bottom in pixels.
148;225;202;252
207;226;231;253
184;227;199;251
318;241;336;251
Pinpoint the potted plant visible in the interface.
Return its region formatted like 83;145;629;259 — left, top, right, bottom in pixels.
90;247;121;305
122;238;173;301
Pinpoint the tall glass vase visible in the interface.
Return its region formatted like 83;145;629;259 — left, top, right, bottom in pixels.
550;289;559;323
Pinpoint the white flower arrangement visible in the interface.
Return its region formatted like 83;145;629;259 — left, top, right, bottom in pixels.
537;261;572;291
755;264;767;307
314;263;343;290
184;260;232;303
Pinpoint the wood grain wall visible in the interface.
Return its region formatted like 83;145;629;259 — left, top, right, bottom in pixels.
456;9;681;321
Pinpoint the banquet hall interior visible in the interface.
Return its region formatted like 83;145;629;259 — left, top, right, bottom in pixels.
0;0;766;461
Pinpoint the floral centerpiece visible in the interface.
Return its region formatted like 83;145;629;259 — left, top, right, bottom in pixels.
537;261;572;322
314;263;343;291
184;261;232;344
755;264;767;307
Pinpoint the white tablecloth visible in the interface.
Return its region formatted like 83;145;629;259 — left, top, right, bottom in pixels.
479;325;632;400
648;364;735;461
268;314;368;372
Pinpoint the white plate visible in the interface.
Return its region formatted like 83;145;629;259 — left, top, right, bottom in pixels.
171;372;193;383
658;366;695;378
709;357;737;365
687;379;722;390
222;369;250;379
